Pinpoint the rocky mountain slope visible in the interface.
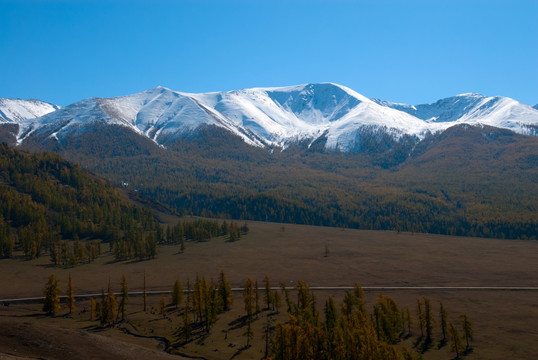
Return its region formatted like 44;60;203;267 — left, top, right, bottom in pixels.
3;83;537;153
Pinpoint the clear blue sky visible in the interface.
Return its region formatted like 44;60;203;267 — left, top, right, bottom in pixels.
1;0;537;106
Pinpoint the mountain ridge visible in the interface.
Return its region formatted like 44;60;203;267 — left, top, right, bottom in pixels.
3;83;537;153
1;86;536;240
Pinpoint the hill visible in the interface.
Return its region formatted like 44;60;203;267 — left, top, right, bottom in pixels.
0;143;158;259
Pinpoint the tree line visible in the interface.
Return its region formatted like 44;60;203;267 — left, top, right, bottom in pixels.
42;273;474;359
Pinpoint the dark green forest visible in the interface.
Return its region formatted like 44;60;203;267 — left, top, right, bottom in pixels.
0;143;158;260
37;125;537;240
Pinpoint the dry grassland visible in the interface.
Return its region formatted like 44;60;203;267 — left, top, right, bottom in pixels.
1;221;537;359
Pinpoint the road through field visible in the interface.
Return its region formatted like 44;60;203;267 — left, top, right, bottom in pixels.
2;286;538;304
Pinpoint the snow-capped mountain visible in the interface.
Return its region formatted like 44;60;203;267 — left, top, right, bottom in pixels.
190;83;427;151
2;84;538;153
0;98;60;123
533;104;538;110
372;93;538;135
20;87;266;147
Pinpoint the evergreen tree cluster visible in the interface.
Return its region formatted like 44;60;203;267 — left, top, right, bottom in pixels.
112;229;157;261
159;219;249;249
271;283;474;360
41;273;475;359
49;237;101;266
175;271;234;342
0;143;158;259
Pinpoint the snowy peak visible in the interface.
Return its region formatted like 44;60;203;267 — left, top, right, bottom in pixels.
3;84;538;153
190;82;425;149
28;86;265;148
374;93;538;135
0;98;60;123
265;83;368;123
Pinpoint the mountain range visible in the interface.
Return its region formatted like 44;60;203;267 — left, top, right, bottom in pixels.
1;83;537;153
1;83;537;240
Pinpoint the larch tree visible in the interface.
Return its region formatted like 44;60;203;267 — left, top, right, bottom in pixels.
255;279;261;315
449;321;463;359
438;300;448;346
243;278;255;347
405;307;413;336
101;282;118;326
263;275;272;310
119;274;128;321
172;279;183;309
217;270;233;311
43;274;61;316
423;296;434;349
460;313;473;352
416;298;425;339
264;314;274;359
67;273;76;315
89;297;96;321
324;296;338;332
243;278;255;318
280;282;293;314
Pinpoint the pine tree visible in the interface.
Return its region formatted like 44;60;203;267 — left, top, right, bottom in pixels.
255;279;261;315
439;300;448;346
119;274;128;321
449;321;463;359
66;273;76;315
101;282;118;326
460;313;473;352
217;270;233;311
405;307;413;336
243;278;255;317
42;274;61;316
263;275;272;310
89;297;96;321
172;279;183;309
416;298;425;339
423;296;434;349
244;314;253;348
324;296;338;331
243;278;255;347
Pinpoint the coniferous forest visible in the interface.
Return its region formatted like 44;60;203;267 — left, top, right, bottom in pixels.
31;125;537;240
0;143;158;260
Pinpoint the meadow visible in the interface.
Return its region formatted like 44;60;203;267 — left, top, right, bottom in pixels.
1;220;537;359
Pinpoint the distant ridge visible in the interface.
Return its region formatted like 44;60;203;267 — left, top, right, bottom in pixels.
1;83;537;152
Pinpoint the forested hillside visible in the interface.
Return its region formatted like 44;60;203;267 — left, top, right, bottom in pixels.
29;124;537;240
0;143;158;259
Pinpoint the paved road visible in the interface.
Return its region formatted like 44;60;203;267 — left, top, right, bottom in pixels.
2;286;537;304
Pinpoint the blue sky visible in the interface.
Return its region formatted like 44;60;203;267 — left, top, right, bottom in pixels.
1;0;537;106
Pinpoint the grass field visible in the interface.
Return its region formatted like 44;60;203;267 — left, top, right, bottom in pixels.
1;221;537;359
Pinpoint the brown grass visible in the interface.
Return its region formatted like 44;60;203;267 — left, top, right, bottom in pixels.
1;221;538;359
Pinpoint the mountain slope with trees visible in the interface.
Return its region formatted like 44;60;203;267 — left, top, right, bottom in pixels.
16;123;537;240
0;143;158;259
1;84;536;240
